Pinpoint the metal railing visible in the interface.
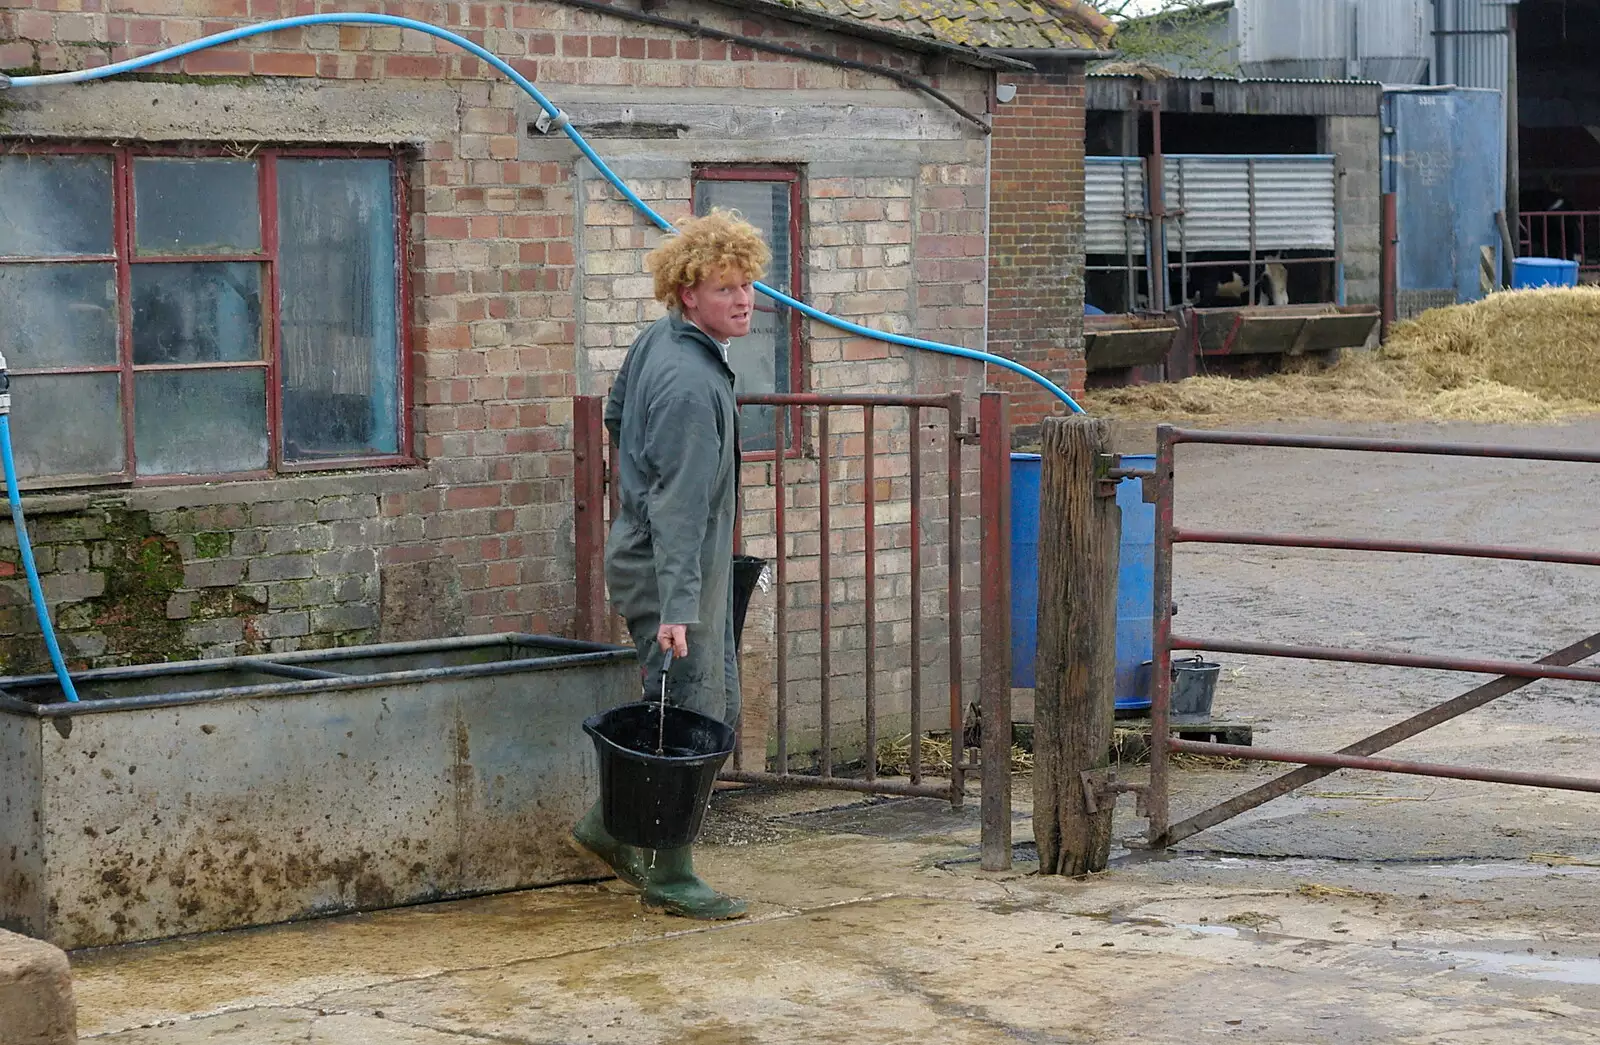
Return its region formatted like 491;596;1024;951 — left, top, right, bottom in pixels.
1142;425;1600;847
573;390;1016;868
1520;210;1600;275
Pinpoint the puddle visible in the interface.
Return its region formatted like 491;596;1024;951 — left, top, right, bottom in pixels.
1178;924;1241;938
1429;948;1600;985
1400;861;1600;882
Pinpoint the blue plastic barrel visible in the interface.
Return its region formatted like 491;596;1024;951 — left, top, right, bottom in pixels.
1010;454;1043;690
1512;257;1580;290
1010;453;1156;711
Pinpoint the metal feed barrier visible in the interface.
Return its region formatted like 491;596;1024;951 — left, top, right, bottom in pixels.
1139;425;1600;848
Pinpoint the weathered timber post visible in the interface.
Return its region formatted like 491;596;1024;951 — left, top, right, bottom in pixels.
1033;415;1121;875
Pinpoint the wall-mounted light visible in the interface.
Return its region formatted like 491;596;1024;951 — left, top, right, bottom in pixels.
996;83;1018;103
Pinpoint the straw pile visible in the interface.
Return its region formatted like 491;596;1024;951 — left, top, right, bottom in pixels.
1085;288;1600;423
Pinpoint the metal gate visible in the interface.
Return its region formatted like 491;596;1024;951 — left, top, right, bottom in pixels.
573;390;1017;869
1138;425;1600;848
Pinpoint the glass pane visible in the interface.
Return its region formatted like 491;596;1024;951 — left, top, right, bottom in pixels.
134;369;267;475
132;263;263;365
0;155;114;257
9;373;125;480
277;158;400;461
134;159;261;256
692;178;794;453
0;263;118;369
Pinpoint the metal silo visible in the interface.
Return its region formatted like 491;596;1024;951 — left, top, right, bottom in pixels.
1236;0;1432;83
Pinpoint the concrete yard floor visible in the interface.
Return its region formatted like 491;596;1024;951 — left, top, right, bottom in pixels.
69;418;1600;1043
70;785;1600;1045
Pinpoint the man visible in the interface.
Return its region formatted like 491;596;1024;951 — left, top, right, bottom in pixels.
572;210;769;920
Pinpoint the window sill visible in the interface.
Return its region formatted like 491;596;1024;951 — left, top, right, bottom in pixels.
15;465;432;517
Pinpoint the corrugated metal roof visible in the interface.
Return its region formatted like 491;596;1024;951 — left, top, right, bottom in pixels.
766;0;1115;52
1087;75;1382;117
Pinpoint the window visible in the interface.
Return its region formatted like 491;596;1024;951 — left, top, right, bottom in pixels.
691;167;802;454
0;146;409;485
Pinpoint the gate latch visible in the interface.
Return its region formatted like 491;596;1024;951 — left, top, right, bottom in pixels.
1081;768;1148;816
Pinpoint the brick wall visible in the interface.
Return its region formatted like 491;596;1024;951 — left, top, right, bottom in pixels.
565;128;994;758
986;70;1089;446
0;0;1001;733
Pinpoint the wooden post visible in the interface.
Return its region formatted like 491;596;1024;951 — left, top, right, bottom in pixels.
1033;415;1121;875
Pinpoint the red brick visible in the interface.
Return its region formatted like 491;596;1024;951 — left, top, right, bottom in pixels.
183;48;251;75
252;50;316;76
384;54;446;78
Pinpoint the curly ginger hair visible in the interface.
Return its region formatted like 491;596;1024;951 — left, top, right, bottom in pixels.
646;210;771;310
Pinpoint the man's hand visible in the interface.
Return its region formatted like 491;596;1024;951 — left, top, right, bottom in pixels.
658;623;689;659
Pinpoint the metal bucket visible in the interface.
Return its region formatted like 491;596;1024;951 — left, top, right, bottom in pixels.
1171;655;1221;724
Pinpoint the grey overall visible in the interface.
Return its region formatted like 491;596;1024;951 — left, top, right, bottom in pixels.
604;313;741;727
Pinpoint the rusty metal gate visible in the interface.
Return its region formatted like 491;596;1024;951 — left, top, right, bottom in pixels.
1138;425;1600;848
573;391;1017;869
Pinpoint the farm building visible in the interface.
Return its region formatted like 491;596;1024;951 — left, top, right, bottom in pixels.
0;0;1112;760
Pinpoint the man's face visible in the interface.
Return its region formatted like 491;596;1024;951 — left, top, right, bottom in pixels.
680;266;755;343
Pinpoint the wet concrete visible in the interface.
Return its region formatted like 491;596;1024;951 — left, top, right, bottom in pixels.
69;419;1600;1043
69;787;1600;1045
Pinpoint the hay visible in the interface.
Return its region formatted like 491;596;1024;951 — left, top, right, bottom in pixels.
1296;883;1389;904
874;733;1034;775
1084;287;1600;423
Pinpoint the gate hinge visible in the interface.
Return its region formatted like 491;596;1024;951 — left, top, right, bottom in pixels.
1081;768;1149;816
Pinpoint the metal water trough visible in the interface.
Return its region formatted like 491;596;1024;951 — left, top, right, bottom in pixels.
0;633;635;949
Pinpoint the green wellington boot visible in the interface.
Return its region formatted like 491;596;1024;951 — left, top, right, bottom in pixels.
640;846;748;920
571;801;650;889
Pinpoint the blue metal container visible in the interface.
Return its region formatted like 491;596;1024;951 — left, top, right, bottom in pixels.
1382;87;1505;310
1512;257;1580;290
1010;453;1156;711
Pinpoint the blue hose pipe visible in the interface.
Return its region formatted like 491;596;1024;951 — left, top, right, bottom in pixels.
5;12;1084;414
0;409;80;702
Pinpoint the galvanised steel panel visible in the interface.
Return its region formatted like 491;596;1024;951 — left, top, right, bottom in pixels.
1085;157;1147;255
0;713;44;936
38;680;461;948
1164;155;1338;253
1441;0;1510;92
1238;0;1348;66
0;636;635;948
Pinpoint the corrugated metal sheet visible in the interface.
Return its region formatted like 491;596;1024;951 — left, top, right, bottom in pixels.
1357;0;1431;65
1164;155;1338;253
1438;0;1509;93
1085;76;1381;117
1085;157;1147;255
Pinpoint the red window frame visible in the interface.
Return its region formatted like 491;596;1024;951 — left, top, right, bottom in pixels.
0;141;414;488
691;165;805;460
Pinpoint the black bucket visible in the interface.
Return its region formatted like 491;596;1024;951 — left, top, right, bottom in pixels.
731;555;767;653
583;701;736;849
1171;655;1221;724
